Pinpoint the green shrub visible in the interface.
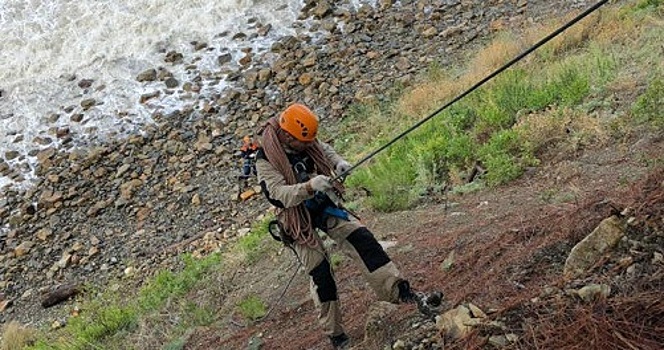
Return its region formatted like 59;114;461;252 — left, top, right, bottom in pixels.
346;138;418;212
330;253;344;268
632;77;664;127
478;129;536;185
139;253;221;311
183;302;216;327
238;296;267;321
636;0;662;10
67;305;137;345
238;216;273;263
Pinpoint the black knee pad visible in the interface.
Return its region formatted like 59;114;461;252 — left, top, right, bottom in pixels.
346;227;391;273
309;259;338;303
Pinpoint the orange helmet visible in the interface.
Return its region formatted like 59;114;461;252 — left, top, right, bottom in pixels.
279;103;318;142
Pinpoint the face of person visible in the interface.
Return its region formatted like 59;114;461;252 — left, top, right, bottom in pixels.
281;130;314;152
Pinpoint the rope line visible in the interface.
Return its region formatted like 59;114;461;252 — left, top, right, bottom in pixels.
332;0;609;182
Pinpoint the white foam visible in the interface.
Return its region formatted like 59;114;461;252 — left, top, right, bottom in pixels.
0;0;306;188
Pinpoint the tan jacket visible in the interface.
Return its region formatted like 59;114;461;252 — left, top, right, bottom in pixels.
256;142;343;209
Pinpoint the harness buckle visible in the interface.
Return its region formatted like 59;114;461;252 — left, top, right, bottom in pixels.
293;161;310;183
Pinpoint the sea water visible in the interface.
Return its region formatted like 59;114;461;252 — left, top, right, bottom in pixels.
0;0;319;189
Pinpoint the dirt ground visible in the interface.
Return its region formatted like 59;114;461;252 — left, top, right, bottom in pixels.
182;130;662;349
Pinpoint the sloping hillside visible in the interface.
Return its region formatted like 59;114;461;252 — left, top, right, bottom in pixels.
2;1;662;349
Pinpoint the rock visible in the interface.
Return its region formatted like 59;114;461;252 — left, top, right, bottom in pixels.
164;51;183;63
136;69;157;82
55;127;70;139
564;216;625;278
41;283;80;308
379;0;396;10
302;53;317;67
124;267;136;276
57;252;72;269
237;228;252;237
0;299;13;312
140;91;160;103
441;25;465;38
15;241;34;257
78;79;94;88
70;113;84;122
257;23;272;36
312;1;332;18
165;77;179;88
157;68;173;81
5;150;20;160
36;228;53;241
435;305;477;340
80;98;96;110
577;284;611;302
88;246;99;257
239;53;252;66
232;32;247;41
422;26;438;38
244;70;259;89
239;189;256;201
395;57;411;71
258;68;272;82
392;339;406;350
489;335;509;347
298;73;314;86
467;303;486;318
192;41;207;51
218;53;233;65
36;148;56;162
441;250;456;271
247;335;264;350
117;164;131;177
87;200;109;217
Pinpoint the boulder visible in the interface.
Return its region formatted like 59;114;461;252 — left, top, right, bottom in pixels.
564;216;625;278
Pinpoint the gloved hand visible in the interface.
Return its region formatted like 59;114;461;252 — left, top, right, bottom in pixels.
335;160;351;175
308;175;333;192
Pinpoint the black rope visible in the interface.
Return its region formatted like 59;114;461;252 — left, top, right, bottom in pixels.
332;0;609;182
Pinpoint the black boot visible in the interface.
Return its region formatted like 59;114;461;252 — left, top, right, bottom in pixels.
329;333;350;349
397;280;444;318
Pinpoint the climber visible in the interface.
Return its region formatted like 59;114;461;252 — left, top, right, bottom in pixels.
239;135;259;180
254;103;442;349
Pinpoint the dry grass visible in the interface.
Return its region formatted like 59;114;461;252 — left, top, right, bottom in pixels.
526;11;601;57
470;35;525;75
517;287;664;350
396;35;526;119
515;107;609;157
1;322;35;350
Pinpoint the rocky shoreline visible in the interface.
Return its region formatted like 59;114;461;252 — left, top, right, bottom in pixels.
0;0;591;327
